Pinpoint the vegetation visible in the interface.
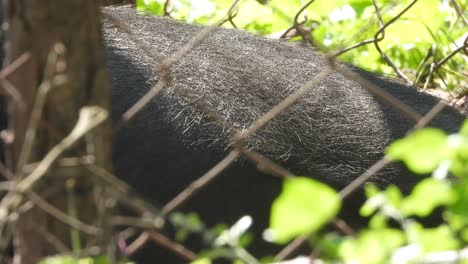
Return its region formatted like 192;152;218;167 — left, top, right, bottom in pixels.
137;0;467;94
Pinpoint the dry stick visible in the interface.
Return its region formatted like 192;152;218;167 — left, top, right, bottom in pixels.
0;182;64;259
1;79;26;111
126;231;197;262
277;1;316;46
0;161;15;180
36;227;71;253
26;191;99;235
371;0;385;28
274;235;309;261
0;106;108;239
334;0;384;57
280;0;320;40
332;218;355;237
163;0;173;16
111;216;162;229
85;164;164;223
16;45;66;173
451;0;468;26
10;182;65;219
125;232;150;256
334;39;375;57
0;52;31;80
15;74;67;173
146;231;198;262
0;52;31;113
373;0;418;85
0;218;13;261
0;181;13;191
15;107;107;194
293;0;317;25
433;35;468;71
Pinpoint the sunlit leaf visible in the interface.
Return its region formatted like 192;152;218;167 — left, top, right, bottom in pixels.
190;258;211;264
338;228;404;263
269;177;341;243
407;223;459;252
386;128;448;174
401;178;454;217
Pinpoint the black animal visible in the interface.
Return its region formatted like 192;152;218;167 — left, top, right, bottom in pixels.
1;4;465;263
101;6;466;262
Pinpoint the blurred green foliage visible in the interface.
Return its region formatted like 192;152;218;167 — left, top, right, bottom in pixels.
258;121;468;264
137;0;467;94
269;177;341;243
39;256;133;264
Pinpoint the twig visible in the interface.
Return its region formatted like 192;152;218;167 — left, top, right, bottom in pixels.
146;231;198;261
0;106;108;238
16;44;67;173
25;186;99;235
36;226;71;253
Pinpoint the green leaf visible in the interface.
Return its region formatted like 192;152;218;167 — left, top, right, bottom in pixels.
449;179;468;219
136;0;165;14
386;128;448;174
39;256;123;264
407;223;459;252
401;178;454;217
39;256;76;264
190;258;211;264
360;184;384;217
318;233;344;259
448;135;468;178
360;185;402;219
460;120;468;137
338;228;404;263
461;228;468;243
269;177;341;243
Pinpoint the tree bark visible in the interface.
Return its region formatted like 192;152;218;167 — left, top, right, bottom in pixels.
101;0;135;6
2;0;111;263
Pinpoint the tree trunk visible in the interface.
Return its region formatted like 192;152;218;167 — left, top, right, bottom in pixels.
101;0;135;6
2;0;111;263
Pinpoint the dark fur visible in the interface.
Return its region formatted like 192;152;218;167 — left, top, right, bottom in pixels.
102;5;468;262
102;6;465;262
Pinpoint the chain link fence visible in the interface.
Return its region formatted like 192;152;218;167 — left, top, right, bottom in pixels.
0;0;467;263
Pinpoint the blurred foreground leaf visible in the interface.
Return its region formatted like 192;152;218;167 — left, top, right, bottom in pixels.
269;177;341;243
